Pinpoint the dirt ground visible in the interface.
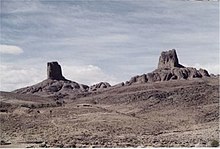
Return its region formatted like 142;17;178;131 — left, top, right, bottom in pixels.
0;77;219;147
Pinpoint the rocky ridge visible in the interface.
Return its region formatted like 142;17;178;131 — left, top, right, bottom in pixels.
13;62;112;98
13;49;211;97
89;82;111;92
124;49;210;85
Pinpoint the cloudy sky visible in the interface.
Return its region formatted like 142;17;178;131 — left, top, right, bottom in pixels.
0;0;219;91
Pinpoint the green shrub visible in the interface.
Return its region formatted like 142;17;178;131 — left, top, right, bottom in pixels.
211;140;219;147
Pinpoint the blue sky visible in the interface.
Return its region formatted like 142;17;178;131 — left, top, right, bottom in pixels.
0;0;219;91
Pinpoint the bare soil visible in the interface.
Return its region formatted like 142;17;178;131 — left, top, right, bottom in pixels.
0;77;219;147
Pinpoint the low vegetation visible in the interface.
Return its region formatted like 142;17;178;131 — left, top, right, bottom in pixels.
211;140;219;147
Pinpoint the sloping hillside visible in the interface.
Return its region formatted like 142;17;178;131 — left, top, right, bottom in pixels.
0;77;219;147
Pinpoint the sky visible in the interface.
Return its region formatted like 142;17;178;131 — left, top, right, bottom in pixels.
0;0;219;91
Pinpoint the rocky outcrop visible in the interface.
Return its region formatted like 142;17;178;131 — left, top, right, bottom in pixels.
158;49;184;69
13;62;89;98
13;49;211;97
89;82;111;92
125;49;210;85
47;62;66;80
13;61;113;98
125;74;148;85
14;79;89;97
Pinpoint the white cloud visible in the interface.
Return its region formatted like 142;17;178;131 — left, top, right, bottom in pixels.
0;63;44;91
193;63;220;75
62;65;119;86
0;45;23;55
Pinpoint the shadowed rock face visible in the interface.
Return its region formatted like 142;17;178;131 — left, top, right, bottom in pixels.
158;49;184;69
47;62;66;80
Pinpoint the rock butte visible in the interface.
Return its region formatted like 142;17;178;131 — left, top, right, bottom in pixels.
125;49;210;85
47;62;66;81
13;49;210;97
158;49;184;69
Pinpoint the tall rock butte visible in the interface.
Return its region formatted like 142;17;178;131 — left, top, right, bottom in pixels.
158;49;184;69
14;61;89;97
124;49;210;85
47;62;66;80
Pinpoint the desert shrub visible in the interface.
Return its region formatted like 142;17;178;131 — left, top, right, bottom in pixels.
37;104;44;108
131;113;136;117
0;102;11;108
56;101;62;106
21;102;60;109
83;104;91;107
91;99;98;104
21;103;29;108
211;140;219;147
0;109;8;112
31;104;36;109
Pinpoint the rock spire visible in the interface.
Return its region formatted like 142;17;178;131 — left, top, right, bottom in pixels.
47;61;66;80
158;49;184;69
